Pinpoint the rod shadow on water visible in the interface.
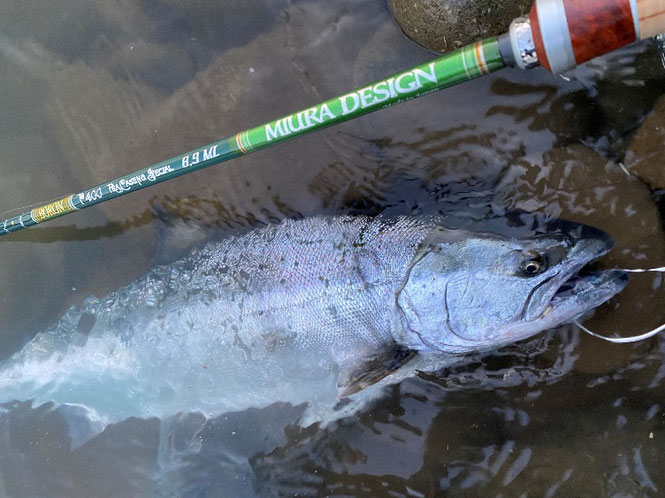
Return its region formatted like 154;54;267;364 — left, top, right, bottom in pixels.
0;210;153;243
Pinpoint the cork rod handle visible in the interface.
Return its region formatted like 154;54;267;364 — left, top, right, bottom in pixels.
636;0;665;39
528;0;665;73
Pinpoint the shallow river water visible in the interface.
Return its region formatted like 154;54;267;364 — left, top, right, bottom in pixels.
1;1;665;496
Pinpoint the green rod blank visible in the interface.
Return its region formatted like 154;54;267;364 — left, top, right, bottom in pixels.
0;38;504;237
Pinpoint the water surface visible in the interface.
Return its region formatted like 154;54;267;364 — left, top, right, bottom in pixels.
0;0;664;496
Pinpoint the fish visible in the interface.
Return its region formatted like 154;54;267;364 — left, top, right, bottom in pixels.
0;215;628;432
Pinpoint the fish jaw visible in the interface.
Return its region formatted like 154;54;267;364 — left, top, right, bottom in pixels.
523;224;616;323
485;268;629;349
511;226;629;343
534;269;629;328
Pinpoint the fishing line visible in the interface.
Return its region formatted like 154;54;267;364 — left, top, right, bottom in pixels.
0;198;64;219
575;321;665;344
575;266;665;343
620;267;665;273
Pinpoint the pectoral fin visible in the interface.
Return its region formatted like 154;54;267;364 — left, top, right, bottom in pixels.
337;344;417;398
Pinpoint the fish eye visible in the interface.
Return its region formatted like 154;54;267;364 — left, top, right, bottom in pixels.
520;254;548;276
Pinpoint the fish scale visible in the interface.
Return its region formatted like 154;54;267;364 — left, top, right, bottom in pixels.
204;215;437;355
0;216;435;421
0;214;626;429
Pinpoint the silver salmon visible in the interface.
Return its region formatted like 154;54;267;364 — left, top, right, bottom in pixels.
0;215;627;428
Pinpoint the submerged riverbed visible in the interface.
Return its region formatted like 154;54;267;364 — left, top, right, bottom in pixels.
1;1;664;496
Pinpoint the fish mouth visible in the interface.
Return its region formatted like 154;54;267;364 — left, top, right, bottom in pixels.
542;269;629;319
536;227;629;322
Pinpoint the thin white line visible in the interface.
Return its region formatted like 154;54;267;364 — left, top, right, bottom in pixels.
68;195;79;211
576;320;665;344
618;162;633;178
242;131;254;152
236;133;248;154
622;267;665;273
461;46;472;79
476;42;489;74
537;0;576;73
629;0;641;38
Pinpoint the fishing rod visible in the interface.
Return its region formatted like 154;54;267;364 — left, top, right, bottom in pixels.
1;0;664;237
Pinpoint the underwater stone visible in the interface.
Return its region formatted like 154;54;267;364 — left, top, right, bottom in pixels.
496;143;665;374
625;94;665;189
387;0;531;53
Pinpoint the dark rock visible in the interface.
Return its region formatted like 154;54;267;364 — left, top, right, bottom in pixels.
625;94;665;189
573;41;665;159
387;0;531;53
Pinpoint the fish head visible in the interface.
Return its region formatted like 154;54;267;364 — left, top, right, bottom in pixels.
396;221;629;353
